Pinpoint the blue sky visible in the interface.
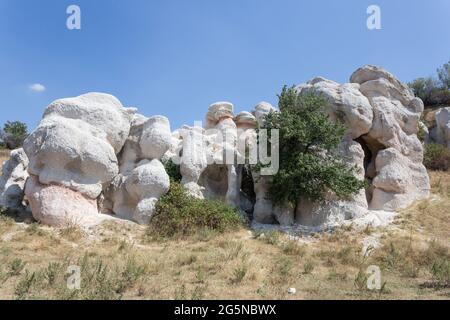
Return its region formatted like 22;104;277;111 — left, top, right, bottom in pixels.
0;0;449;131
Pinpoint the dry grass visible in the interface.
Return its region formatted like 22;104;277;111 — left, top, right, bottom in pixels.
0;149;10;168
0;171;449;300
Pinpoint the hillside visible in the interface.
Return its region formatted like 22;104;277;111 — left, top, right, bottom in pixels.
0;168;448;300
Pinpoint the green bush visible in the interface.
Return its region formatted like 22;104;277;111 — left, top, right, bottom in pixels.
408;61;450;107
162;159;182;182
408;77;438;105
2;121;28;149
424;143;450;171
431;258;450;287
147;183;243;239
260;87;366;206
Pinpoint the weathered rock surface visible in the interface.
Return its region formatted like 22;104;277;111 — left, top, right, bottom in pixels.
101;116;172;224
21;93;171;226
140;116;172;160
293;65;429;223
169;65;430;228
434;107;450;148
25;175;107;227
0;65;431;230
24;93;135;199
0;148;29;211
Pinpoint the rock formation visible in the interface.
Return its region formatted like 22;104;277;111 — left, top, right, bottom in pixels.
0;148;29;211
433;107;450;148
170;65;430;227
0;65;431;230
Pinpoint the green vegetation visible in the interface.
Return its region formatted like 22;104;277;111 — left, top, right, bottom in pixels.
408;60;450;107
162;158;182;182
147;182;243;239
1;121;28;149
260;87;366;206
424;143;450;171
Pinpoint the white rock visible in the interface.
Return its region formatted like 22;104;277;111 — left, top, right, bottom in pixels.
24;116;119;199
0;148;29;210
140;116;172;160
25;175;108;227
179;126;208;198
43;92;135;153
134;198;158;225
24;93;134;199
435;107;450;148
296;78;373;139
126;159;170;201
253;102;277;126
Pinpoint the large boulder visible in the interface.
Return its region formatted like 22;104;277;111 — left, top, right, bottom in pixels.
101;115;172;224
350;66;429;211
24;93;135;199
23;93;136;226
140;116;172;160
434;107;450;149
0;148;29;211
42;93;135;153
295;78;373;139
25;175;107;227
294;65;429;223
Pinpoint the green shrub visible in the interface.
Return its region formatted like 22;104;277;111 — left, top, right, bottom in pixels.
408;61;450;107
260;88;366;206
431;258;450;286
2;121;28;149
163;159;182;182
147;183;243;239
424;143;450;171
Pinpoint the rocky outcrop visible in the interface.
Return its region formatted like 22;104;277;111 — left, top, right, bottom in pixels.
287;66;429;225
101;114;172;224
25;175;107;227
23;93;135;199
169;65;430;228
0;148;29;211
0;65;431;229
433;107;450;148
20;93;172;227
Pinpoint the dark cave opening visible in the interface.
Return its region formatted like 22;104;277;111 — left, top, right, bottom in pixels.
354;135;386;203
240;165;256;220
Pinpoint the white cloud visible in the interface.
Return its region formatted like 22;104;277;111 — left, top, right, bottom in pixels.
29;83;46;92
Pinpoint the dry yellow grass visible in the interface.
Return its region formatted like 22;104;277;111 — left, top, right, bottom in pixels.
0;149;10;168
0;170;449;300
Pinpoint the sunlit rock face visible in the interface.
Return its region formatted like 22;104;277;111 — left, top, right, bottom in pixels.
432;107;450;149
292;65;429;226
19;93;172;227
0;148;29;211
0;65;430;229
171;65;430;228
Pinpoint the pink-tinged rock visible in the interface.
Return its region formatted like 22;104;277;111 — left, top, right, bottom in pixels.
25;175;108;227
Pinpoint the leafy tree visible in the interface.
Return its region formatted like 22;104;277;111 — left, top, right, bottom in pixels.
408;60;450;106
3;121;28;149
0;130;5;149
260;87;366;207
408;77;438;104
437;60;450;90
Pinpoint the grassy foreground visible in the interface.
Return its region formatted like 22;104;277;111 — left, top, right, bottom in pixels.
0;169;449;300
0;149;9;166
